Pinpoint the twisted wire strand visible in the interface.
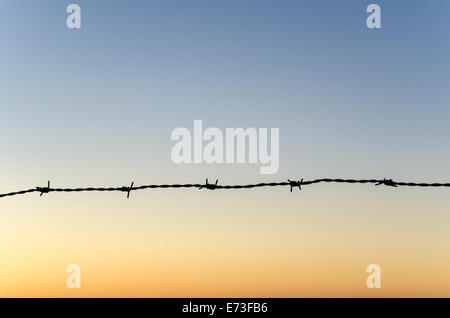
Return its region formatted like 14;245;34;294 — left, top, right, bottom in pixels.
0;178;449;199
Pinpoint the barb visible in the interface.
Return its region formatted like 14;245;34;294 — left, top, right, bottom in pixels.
120;181;134;199
375;178;398;187
0;178;449;199
199;179;218;190
288;179;303;192
36;180;51;197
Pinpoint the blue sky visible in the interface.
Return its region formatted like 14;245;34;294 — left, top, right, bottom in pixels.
0;0;449;183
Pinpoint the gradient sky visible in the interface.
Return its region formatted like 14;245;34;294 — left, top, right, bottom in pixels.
0;0;449;297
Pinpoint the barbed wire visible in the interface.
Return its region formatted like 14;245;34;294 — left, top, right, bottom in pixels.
0;178;449;199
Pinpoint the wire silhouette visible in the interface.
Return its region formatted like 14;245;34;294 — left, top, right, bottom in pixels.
0;178;449;199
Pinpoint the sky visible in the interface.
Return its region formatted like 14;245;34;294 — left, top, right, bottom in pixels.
0;0;449;297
